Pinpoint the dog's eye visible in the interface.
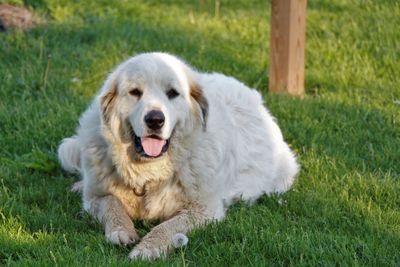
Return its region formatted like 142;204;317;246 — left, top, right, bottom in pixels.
166;88;179;99
129;88;142;98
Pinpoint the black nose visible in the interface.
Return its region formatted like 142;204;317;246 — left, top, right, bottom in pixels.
144;110;165;130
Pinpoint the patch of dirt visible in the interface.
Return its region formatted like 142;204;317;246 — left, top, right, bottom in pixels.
0;4;42;31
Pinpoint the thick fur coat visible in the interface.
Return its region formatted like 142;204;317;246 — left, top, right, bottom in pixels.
58;52;299;260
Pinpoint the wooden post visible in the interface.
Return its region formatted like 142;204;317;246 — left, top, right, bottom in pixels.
269;0;307;96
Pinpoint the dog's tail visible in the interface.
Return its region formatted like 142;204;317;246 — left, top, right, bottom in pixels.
57;136;81;174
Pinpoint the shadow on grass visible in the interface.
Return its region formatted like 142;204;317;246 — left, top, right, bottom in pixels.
266;95;400;175
30;15;267;89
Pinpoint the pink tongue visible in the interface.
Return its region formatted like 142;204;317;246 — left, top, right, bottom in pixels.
141;137;166;157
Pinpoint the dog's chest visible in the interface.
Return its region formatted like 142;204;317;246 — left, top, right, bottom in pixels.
113;179;187;221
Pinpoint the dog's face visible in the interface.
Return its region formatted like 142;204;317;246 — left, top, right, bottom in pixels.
100;53;208;160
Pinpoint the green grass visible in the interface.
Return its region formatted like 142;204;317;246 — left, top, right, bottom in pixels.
1;0;399;266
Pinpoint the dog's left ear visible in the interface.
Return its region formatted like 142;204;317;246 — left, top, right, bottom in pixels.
100;80;118;125
190;81;209;131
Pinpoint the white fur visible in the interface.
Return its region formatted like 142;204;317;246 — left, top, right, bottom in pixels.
57;136;81;173
172;233;188;248
58;52;299;259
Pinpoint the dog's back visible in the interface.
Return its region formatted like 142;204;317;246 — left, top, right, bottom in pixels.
198;73;299;203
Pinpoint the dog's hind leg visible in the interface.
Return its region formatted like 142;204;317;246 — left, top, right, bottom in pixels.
271;148;299;193
58;136;81;174
88;195;139;245
70;181;83;193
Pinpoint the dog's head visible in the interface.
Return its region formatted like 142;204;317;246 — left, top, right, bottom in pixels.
99;52;208;161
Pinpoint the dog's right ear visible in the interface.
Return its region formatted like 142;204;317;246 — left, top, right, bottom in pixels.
100;79;118;124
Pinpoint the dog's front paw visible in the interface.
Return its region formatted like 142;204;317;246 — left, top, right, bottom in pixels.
106;227;139;245
128;245;163;261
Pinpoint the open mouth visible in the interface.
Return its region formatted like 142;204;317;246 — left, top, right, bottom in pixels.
132;131;170;158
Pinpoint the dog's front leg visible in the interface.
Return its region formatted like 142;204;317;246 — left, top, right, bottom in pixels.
128;207;208;261
88;195;139;245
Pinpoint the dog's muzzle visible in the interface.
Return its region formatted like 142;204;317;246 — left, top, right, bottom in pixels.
130;110;171;158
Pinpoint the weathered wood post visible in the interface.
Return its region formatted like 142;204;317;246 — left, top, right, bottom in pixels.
269;0;307;96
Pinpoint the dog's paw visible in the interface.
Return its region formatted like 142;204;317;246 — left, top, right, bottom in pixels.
128;246;162;261
106;227;139;245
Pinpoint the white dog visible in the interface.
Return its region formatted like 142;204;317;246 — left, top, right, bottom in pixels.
58;52;299;260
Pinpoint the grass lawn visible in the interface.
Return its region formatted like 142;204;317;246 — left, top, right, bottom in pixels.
1;0;399;266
